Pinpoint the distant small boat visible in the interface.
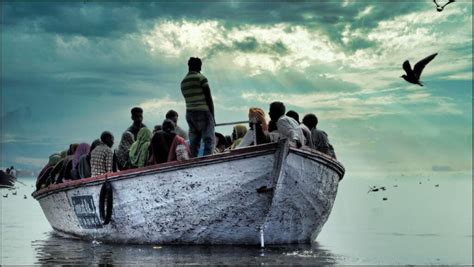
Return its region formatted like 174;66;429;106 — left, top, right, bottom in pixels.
33;140;344;245
0;170;16;189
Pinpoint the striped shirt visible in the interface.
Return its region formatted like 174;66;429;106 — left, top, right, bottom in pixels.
181;71;210;111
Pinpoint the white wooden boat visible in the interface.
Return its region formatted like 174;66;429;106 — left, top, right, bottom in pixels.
32;140;344;245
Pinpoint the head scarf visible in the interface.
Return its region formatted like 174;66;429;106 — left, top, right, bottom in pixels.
231;125;248;149
60;150;68;159
233;125;247;140
72;143;91;170
129;127;152;167
48;153;61;166
248;107;268;132
68;143;79;156
116;131;135;168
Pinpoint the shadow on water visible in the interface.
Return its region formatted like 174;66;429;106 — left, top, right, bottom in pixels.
32;232;342;265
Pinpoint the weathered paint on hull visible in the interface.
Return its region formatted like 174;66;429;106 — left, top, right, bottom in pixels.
34;142;344;245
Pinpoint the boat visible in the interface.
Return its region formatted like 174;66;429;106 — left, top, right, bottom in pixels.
32;140;345;245
0;170;16;189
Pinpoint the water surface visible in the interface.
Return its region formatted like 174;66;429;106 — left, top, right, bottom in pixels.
1;173;472;265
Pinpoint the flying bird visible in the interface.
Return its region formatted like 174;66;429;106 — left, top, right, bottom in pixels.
401;53;438;86
433;0;455;12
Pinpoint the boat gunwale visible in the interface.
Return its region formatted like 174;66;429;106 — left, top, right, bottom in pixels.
32;142;344;199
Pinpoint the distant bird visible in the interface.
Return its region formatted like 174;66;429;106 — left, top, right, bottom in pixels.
2;194;8;198
12;191;17;195
401;53;438;86
382;197;388;201
435;184;440;187
433;0;455;12
23;195;27;199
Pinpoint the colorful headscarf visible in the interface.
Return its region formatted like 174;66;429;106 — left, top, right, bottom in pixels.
248;107;268;132
116;131;135;168
129;127;152;167
72;143;91;170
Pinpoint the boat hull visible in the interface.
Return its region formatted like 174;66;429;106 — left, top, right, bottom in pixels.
33;142;344;245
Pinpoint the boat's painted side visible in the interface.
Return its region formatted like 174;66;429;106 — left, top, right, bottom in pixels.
33;142;344;244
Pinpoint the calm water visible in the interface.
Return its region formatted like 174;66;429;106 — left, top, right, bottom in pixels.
1;173;472;265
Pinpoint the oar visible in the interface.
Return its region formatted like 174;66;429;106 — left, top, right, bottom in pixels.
215;121;250;127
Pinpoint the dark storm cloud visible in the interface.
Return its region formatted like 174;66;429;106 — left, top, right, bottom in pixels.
3;1;427;44
206;37;289;58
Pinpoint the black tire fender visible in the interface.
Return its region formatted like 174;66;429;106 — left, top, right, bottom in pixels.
99;181;113;225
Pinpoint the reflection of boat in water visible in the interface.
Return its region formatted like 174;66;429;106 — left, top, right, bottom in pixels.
33;232;339;265
32;140;344;245
0;170;16;188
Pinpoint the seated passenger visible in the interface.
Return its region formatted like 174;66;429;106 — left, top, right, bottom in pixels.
57;144;79;183
46;150;67;185
268;102;305;148
78;139;101;179
71;143;91;180
165;110;188;140
91;132;115;177
236;108;270;148
230;124;248;149
115;131;135;170
36;153;61;190
302;113;336;158
166;120;190;162
149;119;189;164
214;132;228;153
286;110;312;146
129;127;152;168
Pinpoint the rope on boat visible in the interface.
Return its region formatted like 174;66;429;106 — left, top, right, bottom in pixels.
215;120;250;127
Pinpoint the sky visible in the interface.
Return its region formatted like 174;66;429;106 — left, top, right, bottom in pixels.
1;0;472;175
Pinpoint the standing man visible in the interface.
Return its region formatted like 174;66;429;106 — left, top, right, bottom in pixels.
127;107;146;140
90;131;115;177
180;57;215;157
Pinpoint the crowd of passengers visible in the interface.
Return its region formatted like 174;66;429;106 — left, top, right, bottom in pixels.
35;57;336;191
35;104;335;191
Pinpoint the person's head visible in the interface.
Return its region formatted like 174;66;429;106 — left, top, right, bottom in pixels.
153;125;162;134
188;57;202;72
165;110;179;124
302;113;318;130
131;107;143;125
286;110;300;124
48;153;62;166
162;119;176;134
120;131;135;147
269;102;285;122
232;125;247;141
68;144;79;156
100;131;114;148
10;166;14;170
248;107;268;132
215;132;228;150
6;168;10;173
